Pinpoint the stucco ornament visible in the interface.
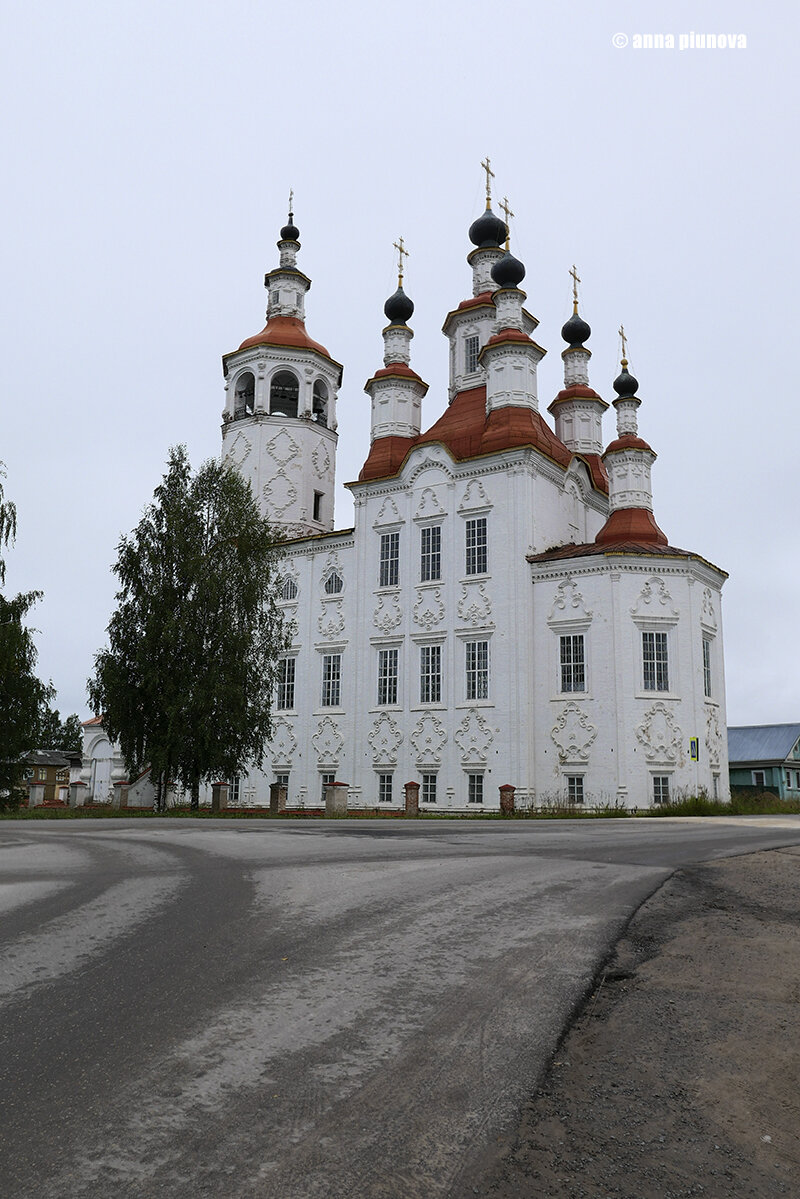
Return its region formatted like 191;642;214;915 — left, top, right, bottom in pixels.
630;576;679;618
373;496;402;527
550;702;597;763
312;717;343;764
368;714;403;764
457;582;493;627
705;707;722;766
270;718;298;766
458;478;491;511
373;592;403;633
224;430;252;469
454;709;494;763
312;439;331;478
701;587;718;631
547;577;593;624
318;600;345;638
410;714;447;764
636;703;684;763
266;428;301;467
414;487;446;519
413;588;445;630
262;472;299;517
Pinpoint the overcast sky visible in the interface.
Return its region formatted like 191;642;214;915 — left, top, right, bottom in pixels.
2;0;797;726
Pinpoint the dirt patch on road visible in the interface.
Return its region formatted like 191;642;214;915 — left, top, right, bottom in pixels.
461;847;800;1198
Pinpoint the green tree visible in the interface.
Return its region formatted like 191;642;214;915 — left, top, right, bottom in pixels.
88;446;288;810
0;464;54;807
34;708;83;754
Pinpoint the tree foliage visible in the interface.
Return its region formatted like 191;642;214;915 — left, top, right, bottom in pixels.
88;446;288;809
34;708;83;754
0;464;55;805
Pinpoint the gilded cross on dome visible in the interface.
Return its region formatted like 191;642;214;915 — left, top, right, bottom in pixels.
499;196;514;250
618;324;629;364
569;264;581;314
481;156;495;207
393;236;409;286
288;187;294;216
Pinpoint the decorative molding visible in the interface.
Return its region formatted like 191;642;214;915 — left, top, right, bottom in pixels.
368;714;403;764
705;707;723;767
266;428;301;467
630;575;679;620
413;487;446;520
547;576;593;625
413;587;445;630
454;708;494;763
312;717;343;764
636;702;685;764
262;471;298;517
373;496;402;527
550;702;597;763
373;592;403;633
457;582;494;627
410;714;447;764
458;478;491;512
224;430;252;469
270;718;298;766
701;587;718;632
312;439;331;478
318;599;345;638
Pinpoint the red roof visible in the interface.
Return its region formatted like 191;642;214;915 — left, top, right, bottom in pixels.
359;435;419;482
575;453;609;494
82;716;103;727
604;434;654;455
528;539;725;569
364;362;427;390
549;384;607;408
236;316;333;360
595;507;668;546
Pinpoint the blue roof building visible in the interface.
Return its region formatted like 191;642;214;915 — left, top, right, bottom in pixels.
727;724;800;797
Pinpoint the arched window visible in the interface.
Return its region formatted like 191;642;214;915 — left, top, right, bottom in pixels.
312;379;329;427
270;371;299;418
324;570;343;595
280;577;298;601
234;371;255;417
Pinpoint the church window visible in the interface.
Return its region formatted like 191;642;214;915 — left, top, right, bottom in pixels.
560;634;585;693
313;491;323;522
280;577;298;601
234;371;255;417
420;525;441;582
653;775;671;805
324;570;343;595
713;773;720;799
642;631;669;691
320;773;335;802
274;773;289;802
465;334;480;373
321;654;342;707
272;291;280;306
467;774;484;804
422;774;437;804
465;640;489;700
566;775;585;804
277;657;296;710
465;517;487;575
228;775;240;805
269;370;299;417
377;647;399;706
312;379;329;426
702;636;712;697
379;531;400;587
420;644;442;704
378;773;393;804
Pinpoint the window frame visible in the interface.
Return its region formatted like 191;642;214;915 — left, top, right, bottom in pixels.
421;773;437;804
420;524;442;583
465;516;488;576
560;633;586;694
377;646;399;707
653;774;671;805
465;333;480;374
702;635;712;698
566;775;585;805
379;531;400;588
276;656;296;711
378;773;394;804
321;652;342;707
420;643;442;704
467;773;484;805
642;630;669;692
465;639;489;701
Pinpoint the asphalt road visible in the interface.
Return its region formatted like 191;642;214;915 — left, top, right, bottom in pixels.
1;816;799;1199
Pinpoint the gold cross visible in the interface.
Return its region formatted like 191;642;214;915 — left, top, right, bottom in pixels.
393;236;409;285
499;196;514;250
288;187;294;215
619;324;628;363
481;156;495;207
569;264;581;313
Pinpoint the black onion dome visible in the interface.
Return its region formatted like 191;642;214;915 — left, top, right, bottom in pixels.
468;206;507;248
491;251;526;288
613;363;639;397
561;311;591;347
384;285;414;325
280;214;300;240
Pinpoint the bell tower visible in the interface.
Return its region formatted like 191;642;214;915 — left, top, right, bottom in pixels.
221;203;343;537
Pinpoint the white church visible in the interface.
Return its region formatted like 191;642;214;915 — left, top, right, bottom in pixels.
211;181;729;812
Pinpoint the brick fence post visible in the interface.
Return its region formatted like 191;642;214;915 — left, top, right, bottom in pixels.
68;781;87;808
112;781;130;809
325;782;348;816
499;784;516;815
269;782;288;814
211;782;230;813
404;780;420;817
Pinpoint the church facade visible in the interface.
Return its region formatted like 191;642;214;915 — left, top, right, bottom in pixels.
218;195;729;811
